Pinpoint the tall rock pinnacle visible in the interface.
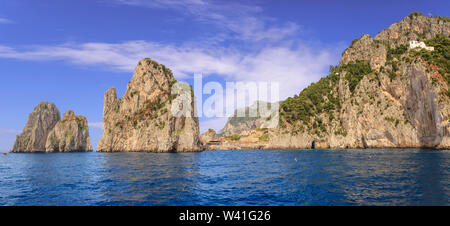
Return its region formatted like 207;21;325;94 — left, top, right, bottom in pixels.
11;102;61;152
97;58;202;152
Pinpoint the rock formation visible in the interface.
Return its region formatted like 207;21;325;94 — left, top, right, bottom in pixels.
10;102;93;153
10;102;61;152
213;13;450;150
45;110;93;152
97;58;202;152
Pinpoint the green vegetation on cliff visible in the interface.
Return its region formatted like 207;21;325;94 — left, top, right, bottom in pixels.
408;12;424;19
341;60;373;93
280;68;340;132
225;134;241;141
280;60;372;134
419;34;450;84
278;33;448;137
259;134;270;141
387;44;408;61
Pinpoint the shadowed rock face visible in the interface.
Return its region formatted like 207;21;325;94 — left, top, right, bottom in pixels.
10;102;61;152
45;110;93;152
97;58;202;152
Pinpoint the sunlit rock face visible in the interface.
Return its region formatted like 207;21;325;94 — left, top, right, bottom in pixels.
45;110;93;152
11;102;61;152
213;13;449;150
11;102;93;153
97;58;203;152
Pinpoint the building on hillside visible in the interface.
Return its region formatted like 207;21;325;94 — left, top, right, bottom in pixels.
409;40;434;51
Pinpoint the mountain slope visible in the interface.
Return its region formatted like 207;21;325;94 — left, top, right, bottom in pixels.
219;101;278;136
218;12;450;149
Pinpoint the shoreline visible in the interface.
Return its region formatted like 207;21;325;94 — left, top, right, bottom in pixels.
4;147;449;154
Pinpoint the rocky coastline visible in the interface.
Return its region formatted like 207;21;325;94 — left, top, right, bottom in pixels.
9;13;450;153
207;13;449;150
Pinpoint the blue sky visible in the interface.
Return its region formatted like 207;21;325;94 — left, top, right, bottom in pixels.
0;0;448;151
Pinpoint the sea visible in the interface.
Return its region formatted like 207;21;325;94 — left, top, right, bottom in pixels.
0;149;449;206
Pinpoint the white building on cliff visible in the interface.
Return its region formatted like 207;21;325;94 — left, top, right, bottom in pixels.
409;40;434;51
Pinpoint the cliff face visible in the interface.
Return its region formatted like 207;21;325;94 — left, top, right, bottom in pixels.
45;110;93;152
10;102;61;152
374;13;450;47
215;13;450;149
97;58;202;152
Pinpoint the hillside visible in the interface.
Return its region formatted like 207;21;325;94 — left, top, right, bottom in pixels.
218;101;278;136
216;12;449;149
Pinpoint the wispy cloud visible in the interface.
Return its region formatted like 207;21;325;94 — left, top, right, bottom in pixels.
112;0;299;43
0;17;12;24
0;40;338;99
0;1;341;101
0;41;237;79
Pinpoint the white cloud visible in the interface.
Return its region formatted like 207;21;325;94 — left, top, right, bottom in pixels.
229;45;338;100
0;18;12;24
0;41;237;79
0;0;340;100
0;42;144;73
0;0;342;133
113;0;298;43
0;40;338;100
105;0;338;99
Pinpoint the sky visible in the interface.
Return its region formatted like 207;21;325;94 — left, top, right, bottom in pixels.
0;0;449;152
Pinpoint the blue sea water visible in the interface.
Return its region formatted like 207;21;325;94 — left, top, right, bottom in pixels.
0;149;449;206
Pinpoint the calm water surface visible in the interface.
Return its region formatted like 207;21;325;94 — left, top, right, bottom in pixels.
0;149;449;206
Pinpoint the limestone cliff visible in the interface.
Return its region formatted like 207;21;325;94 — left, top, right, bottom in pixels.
97;58;202;152
10;102;61;152
45;110;93;152
216;13;450;149
374;12;450;47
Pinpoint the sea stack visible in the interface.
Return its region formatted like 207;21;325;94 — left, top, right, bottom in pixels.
97;58;202;152
10;102;93;153
45;110;93;152
10;102;61;152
